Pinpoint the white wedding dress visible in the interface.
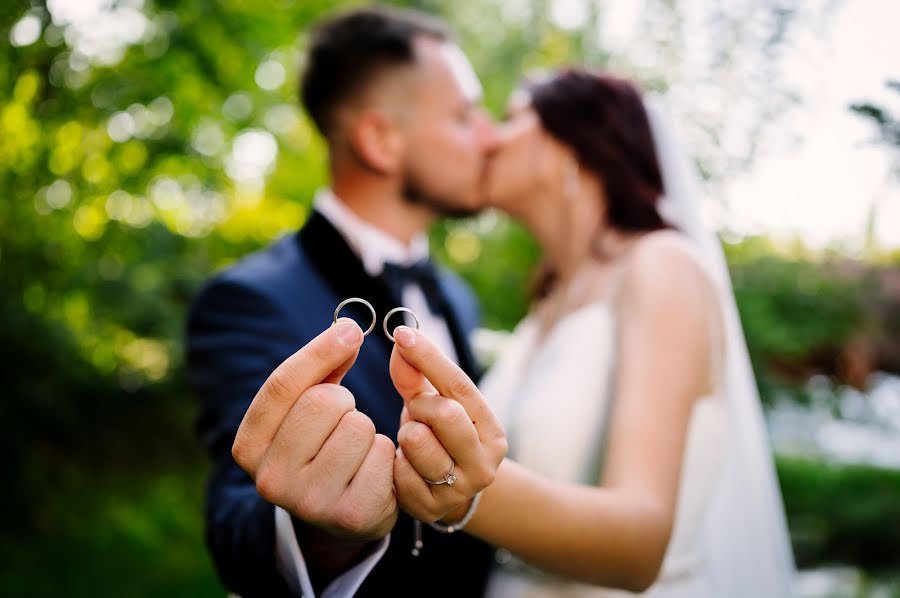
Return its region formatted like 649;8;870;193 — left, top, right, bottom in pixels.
474;95;795;597
479;294;727;598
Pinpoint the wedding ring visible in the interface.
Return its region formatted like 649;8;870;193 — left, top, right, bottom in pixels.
383;307;420;342
424;461;457;486
333;297;376;336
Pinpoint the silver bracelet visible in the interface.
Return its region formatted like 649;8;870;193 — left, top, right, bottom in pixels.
429;491;483;534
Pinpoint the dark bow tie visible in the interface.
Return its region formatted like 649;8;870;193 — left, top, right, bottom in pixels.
381;260;442;315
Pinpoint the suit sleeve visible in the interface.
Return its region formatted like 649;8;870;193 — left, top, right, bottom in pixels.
187;277;296;597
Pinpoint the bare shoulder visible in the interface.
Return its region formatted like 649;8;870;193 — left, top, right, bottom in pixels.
622;230;718;309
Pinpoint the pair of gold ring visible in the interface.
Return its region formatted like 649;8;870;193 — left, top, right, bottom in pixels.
333;297;420;342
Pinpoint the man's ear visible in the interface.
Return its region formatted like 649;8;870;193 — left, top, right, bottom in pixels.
348;109;405;174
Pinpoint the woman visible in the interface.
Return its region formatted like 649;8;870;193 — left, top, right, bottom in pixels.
394;70;794;597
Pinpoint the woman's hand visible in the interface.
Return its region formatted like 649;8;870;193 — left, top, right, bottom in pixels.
388;325;508;523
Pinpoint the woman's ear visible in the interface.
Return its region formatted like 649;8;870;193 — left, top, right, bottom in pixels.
348;109;405;174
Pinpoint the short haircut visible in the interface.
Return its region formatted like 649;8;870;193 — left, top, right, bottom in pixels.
300;6;450;138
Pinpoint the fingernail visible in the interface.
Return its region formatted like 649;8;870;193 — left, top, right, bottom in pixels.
394;326;416;348
335;318;361;345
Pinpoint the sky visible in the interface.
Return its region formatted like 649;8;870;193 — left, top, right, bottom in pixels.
721;0;900;250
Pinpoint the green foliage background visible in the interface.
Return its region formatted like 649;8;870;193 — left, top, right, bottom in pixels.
2;0;899;595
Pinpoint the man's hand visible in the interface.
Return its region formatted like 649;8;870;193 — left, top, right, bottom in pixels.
232;319;398;541
389;325;507;523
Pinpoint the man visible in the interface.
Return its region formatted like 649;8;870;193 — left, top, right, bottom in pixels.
187;6;503;597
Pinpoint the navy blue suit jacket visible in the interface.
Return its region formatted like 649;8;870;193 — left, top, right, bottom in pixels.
187;211;494;597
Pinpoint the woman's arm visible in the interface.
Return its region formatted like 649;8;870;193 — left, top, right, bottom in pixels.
463;234;722;591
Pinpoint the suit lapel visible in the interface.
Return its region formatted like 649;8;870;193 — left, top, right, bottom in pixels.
298;210;397;355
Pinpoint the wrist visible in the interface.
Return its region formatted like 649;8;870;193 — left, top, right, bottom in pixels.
431;491;483;534
292;517;383;593
440;499;473;525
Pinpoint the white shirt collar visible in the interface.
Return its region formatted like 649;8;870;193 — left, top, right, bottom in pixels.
313;189;430;277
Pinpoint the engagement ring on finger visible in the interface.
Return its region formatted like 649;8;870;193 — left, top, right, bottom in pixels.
425;461;457;486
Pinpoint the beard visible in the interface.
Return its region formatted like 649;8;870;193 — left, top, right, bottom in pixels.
401;167;482;219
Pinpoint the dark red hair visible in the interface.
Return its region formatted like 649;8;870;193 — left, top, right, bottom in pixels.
526;69;671;299
527;69;669;233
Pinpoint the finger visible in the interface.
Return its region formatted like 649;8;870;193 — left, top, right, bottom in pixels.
342;434;398;535
389;341;436;409
235;319;363;468
397;420;459;487
390;326;472;400
303;409;376;500
285;317;363;390
393;447;440;521
403;392;483;472
391;326;500;437
322;331;362;385
254;383;356;478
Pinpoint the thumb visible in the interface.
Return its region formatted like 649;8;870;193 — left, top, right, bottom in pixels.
321;318;363;385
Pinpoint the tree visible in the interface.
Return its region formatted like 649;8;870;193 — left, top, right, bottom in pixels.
851;80;900;251
0;0;835;531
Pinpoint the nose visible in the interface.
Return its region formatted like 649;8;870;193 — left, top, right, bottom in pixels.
473;108;499;153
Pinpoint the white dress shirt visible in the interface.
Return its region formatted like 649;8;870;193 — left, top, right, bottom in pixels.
274;189;459;597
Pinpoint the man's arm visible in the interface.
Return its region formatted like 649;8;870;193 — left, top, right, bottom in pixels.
188;278;297;596
188;278;397;596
